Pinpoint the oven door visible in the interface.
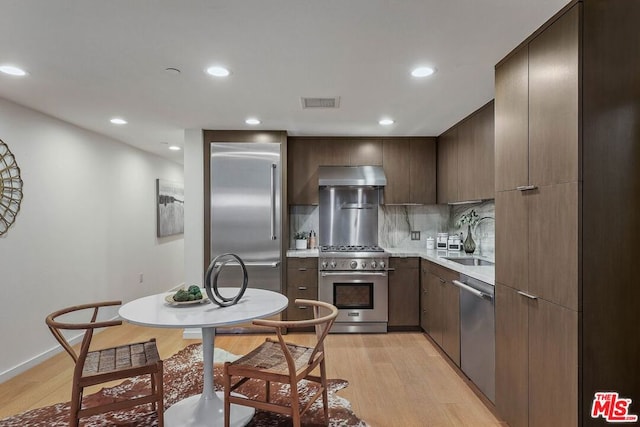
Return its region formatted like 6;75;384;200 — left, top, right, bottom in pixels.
318;271;388;323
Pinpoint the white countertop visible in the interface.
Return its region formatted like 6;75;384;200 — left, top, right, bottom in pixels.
286;246;494;285
383;247;495;285
286;248;319;257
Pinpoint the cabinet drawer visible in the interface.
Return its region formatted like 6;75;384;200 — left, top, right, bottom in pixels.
287;284;318;301
287;298;318;320
287;257;318;270
389;257;419;269
286;302;316;321
422;260;457;282
287;269;317;289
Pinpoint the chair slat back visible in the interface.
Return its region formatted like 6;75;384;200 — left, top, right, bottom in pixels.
45;301;123;363
306;300;337;364
253;299;337;371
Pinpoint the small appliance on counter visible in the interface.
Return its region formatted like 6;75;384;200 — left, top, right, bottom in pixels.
436;233;449;250
426;237;435;250
448;235;463;251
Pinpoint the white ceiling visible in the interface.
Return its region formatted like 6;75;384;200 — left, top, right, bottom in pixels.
0;0;570;164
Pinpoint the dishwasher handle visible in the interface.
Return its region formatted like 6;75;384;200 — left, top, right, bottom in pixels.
452;279;493;301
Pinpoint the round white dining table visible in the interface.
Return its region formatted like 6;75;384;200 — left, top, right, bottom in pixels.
118;287;289;427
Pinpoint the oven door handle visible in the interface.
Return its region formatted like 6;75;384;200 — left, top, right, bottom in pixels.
320;271;388;277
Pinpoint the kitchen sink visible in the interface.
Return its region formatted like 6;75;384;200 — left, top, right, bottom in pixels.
444;257;495;266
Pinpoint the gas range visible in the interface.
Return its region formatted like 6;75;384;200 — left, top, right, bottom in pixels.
318;244;389;333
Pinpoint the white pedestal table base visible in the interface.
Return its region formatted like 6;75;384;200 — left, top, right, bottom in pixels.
164;392;254;427
165;326;254;427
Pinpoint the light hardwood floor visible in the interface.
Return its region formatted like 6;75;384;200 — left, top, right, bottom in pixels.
0;324;505;426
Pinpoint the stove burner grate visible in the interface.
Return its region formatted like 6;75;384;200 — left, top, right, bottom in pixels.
320;245;385;253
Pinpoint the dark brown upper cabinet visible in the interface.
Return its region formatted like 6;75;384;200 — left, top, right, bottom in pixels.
287;136;435;206
495;5;579;193
495;47;529;192
437;101;495;204
288;137;322;205
409;138;437;204
528;6;579;187
349;139;383;166
436;127;458;204
382;137;436;205
288;137;382;205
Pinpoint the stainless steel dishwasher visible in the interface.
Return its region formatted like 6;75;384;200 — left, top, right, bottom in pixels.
453;274;495;403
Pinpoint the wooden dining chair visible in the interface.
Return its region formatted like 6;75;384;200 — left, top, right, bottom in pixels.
222;299;338;427
45;301;164;427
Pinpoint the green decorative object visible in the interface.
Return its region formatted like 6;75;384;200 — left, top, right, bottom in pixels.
0;139;23;236
463;225;476;254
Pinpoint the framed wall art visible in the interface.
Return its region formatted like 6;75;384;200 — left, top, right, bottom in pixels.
156;179;184;237
0;139;23;236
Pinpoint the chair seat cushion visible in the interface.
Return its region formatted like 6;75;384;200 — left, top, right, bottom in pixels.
83;340;160;376
229;340;314;374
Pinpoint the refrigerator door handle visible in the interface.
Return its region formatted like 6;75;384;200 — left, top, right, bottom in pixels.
214;261;280;268
270;163;277;240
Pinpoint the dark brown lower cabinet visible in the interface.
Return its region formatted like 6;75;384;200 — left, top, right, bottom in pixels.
496;283;578;427
420;264;429;332
441;278;460;367
388;257;420;329
496;284;529;427
286;258;318;326
425;269;444;344
421;260;460;367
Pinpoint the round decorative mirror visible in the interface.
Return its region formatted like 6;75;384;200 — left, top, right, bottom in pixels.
0;140;23;236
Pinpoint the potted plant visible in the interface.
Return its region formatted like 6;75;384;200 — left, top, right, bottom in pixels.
294;231;308;250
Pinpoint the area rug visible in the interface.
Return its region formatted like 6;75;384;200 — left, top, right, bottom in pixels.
0;343;367;427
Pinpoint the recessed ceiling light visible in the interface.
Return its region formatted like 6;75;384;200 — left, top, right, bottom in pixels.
411;66;435;77
168;145;181;151
0;65;28;76
110;117;127;125
379;118;395;126
206;66;230;77
245;118;261;125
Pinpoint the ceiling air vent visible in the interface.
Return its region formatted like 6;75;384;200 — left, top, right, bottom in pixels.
301;97;340;109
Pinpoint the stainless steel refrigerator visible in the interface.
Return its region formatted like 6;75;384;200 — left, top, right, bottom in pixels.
209;142;282;295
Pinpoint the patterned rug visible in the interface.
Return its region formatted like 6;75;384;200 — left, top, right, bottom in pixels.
0;343;367;426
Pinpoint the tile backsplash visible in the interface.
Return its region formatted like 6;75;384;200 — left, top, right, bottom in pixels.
289;200;495;258
289;205;319;248
449;200;495;258
378;205;450;249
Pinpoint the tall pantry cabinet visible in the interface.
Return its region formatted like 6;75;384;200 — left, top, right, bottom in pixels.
494;1;640;426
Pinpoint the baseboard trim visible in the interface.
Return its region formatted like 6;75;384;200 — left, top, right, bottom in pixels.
182;328;202;339
0;331;84;384
1;284;186;383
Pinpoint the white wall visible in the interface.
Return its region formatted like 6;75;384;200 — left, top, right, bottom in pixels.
184;129;204;286
0;97;184;381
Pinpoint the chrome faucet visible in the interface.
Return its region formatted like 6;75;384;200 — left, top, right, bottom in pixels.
473;216;495;257
473;216;495;235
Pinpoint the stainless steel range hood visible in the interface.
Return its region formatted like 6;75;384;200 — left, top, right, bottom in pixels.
318;165;387;187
